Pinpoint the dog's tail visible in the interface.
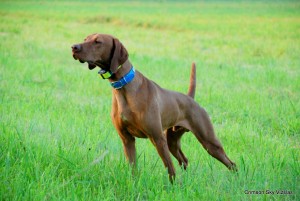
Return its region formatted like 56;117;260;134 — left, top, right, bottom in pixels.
169;62;196;133
187;62;196;98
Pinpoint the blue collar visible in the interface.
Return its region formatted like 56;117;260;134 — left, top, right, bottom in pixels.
110;67;135;89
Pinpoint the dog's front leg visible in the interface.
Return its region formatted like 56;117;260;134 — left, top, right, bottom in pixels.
114;126;136;166
150;136;176;183
111;97;136;166
121;135;136;166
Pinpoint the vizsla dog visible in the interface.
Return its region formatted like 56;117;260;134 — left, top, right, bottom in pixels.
72;33;236;182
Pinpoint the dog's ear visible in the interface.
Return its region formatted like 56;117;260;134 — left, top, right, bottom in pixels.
110;38;128;73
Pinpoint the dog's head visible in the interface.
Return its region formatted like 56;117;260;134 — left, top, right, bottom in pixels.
72;33;128;73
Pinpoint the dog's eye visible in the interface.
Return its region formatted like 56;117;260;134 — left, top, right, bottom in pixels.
95;40;103;44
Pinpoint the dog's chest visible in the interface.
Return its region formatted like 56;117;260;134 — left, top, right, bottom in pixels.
120;112;129;122
113;94;148;138
117;111;147;138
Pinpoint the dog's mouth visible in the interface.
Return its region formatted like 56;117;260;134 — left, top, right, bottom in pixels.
73;54;97;70
88;62;97;70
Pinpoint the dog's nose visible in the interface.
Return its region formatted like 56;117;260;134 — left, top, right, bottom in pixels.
71;44;82;52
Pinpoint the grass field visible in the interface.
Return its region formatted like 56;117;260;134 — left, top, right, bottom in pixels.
0;0;299;200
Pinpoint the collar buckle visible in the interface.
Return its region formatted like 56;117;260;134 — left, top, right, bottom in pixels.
98;65;123;79
98;69;112;79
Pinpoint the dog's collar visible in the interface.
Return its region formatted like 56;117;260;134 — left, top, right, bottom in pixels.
98;65;122;79
110;67;135;89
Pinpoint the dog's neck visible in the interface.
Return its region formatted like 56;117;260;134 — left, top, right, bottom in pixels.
108;60;132;82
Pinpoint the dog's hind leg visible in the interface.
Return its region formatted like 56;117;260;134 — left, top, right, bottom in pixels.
165;127;189;169
190;107;236;170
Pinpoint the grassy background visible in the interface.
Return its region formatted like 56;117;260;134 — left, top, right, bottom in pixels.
0;0;299;200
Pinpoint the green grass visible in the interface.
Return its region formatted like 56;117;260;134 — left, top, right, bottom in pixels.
0;0;299;200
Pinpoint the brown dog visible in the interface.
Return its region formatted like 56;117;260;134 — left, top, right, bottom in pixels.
72;33;236;182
